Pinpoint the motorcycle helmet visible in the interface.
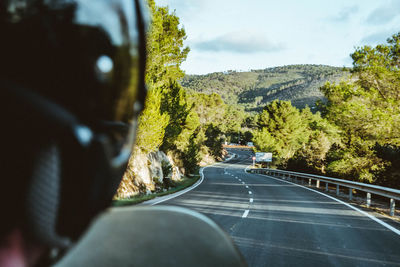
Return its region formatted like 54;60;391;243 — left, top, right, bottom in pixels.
0;0;149;247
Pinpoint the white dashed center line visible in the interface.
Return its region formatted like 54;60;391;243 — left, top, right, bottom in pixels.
242;210;249;218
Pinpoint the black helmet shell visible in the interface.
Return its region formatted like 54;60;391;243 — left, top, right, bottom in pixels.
0;0;149;244
0;0;147;126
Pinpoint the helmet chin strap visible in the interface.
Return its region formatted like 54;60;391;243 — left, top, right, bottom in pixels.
26;143;71;248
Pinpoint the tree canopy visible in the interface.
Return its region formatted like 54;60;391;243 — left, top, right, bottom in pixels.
250;32;400;188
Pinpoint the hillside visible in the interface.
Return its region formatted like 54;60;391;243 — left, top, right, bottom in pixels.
181;64;349;111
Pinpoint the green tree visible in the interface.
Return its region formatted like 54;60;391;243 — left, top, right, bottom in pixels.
182;133;200;174
160;80;189;151
258;100;310;160
286;111;341;174
135;0;190;153
253;128;277;153
243;131;254;143
173;105;200;152
204;124;223;158
135;87;169;152
374;144;400;189
146;0;190;87
319;32;400;183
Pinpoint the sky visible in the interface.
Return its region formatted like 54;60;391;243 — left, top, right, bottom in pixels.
154;0;400;75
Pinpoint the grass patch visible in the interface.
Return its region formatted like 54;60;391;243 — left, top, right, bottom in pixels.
113;173;200;207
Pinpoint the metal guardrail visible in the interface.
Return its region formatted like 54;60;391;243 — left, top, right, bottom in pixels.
248;168;399;217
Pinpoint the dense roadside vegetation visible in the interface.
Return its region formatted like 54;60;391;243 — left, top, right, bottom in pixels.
117;0;400;199
252;33;400;189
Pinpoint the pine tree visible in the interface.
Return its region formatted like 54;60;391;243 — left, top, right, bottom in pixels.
319;32;400;183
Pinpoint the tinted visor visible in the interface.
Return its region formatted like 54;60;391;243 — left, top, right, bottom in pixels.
0;0;148;157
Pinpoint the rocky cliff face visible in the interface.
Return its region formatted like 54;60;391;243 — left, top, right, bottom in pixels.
115;149;183;199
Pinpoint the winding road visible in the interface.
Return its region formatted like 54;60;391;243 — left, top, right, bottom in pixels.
159;149;400;266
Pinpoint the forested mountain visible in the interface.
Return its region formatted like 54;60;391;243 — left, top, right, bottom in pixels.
181;65;348;111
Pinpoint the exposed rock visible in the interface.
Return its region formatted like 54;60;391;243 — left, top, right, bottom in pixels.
148;151;164;182
115;149;183;199
199;154;215;167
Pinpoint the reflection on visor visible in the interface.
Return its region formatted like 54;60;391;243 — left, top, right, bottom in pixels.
1;0;142;123
111;119;138;168
74;0;141;124
1;0;147;166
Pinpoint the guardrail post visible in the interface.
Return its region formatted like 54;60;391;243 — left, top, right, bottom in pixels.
390;199;395;216
366;193;371;208
249;169;399;216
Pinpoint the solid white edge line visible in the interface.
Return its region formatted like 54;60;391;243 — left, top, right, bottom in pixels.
150;169;205;206
244;165;252;173
242;209;249;218
149;153;236;206
255;173;400;236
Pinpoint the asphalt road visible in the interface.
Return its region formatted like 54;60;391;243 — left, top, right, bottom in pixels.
161;149;400;266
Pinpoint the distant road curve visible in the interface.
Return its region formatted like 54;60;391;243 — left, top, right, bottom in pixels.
158;149;400;266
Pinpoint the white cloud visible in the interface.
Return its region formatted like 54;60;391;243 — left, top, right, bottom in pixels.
329;5;359;22
361;30;397;45
194;31;285;54
365;0;400;25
